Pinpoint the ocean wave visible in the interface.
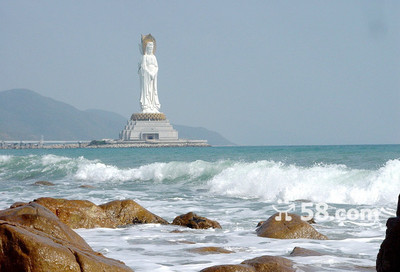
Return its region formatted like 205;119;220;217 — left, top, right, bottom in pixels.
0;154;231;183
74;159;231;183
0;155;13;163
207;159;400;204
1;154;400;205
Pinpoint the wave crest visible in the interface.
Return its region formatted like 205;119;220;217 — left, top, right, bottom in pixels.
74;160;230;182
1;154;399;205
207;159;400;204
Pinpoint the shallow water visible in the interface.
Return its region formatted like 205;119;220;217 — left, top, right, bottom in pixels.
1;145;399;271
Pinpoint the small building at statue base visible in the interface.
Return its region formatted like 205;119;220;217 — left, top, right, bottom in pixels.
119;112;208;146
120;113;178;141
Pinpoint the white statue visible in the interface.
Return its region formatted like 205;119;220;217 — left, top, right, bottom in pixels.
139;34;161;113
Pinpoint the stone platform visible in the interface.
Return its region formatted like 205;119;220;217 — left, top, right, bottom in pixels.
131;113;166;121
120;113;178;141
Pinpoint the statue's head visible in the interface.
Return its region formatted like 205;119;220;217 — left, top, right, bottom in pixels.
141;34;156;55
146;42;154;55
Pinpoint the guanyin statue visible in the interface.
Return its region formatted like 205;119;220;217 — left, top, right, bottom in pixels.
138;34;161;113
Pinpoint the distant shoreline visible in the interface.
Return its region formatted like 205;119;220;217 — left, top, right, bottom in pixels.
0;140;210;149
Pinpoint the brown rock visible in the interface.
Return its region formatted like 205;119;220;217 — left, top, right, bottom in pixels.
200;264;256;272
377;194;400;271
79;184;96;189
34;197;116;228
307;217;316;224
256;213;327;240
172;212;221;229
188;246;234;255
290;246;323;256
0;220;81;272
32;197;168;229
256;221;264;228
9;201;28;208
33;180;55;186
0;220;133;272
170;229;188;233
99;199;168;225
241;255;295;272
0;202;91;250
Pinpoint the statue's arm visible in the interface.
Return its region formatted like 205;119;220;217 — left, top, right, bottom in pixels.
145;56;158;79
138;56;145;75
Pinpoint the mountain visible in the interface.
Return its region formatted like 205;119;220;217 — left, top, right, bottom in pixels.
0;89;234;145
0;89;121;140
173;124;235;146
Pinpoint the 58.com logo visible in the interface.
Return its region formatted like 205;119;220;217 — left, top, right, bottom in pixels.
272;203;380;222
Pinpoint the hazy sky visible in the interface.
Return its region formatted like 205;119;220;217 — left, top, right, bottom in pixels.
1;1;399;145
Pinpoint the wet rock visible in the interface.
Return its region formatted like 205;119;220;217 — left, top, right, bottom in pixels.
9;201;28;208
290;246;323;256
377;194;400;271
99;199;168;225
170;229;188;233
256;213;327;240
0;221;133;272
172;212;221;229
307;217;316;224
79;184;96;189
256;221;264;228
241;255;295;272
200;264;256;272
188;246;234;254
0;203;133;272
33;180;55;186
34;197;116;228
0;202;90;250
32;197;168;228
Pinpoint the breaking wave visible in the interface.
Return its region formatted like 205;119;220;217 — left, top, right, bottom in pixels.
207;159;400;205
1;154;399;204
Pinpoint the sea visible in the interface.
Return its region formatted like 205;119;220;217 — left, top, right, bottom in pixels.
1;145;400;271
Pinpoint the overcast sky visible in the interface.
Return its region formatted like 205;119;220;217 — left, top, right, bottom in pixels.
1;1;399;145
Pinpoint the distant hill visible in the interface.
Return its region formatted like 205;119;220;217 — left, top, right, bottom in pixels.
0;89;234;145
173;124;235;146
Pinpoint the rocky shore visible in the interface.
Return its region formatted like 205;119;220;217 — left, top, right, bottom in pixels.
2;193;393;271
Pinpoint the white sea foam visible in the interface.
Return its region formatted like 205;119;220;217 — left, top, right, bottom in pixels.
207;159;400;205
0;155;12;163
2;153;400;205
41;154;71;165
74;160;229;183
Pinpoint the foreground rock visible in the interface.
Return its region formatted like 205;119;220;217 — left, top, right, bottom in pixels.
200;255;295;272
200;264;255;272
242;255;295;272
0;202;91;250
100;199;168;225
290;246;323;256
188;246;234;255
377;194;400;271
31;197;168;228
33;180;55;186
256;213;327;240
0;203;133;272
172;212;221;229
34;197;115;228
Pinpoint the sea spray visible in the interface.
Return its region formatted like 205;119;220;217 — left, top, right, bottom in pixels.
1;154;400;205
207;159;400;205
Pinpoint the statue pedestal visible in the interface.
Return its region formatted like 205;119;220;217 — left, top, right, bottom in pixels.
120;113;178;141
